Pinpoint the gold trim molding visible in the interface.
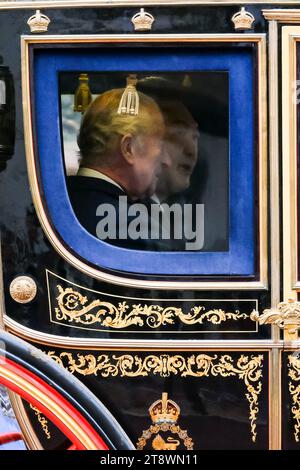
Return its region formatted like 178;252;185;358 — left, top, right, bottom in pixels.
4;313;282;348
0;1;296;11
47;351;264;442
281;26;300;300
288;353;300;442
22;33;267;291
263;9;300;22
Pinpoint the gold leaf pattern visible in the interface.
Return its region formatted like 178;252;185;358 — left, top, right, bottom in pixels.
47;351;263;442
54;285;248;329
29;404;51;440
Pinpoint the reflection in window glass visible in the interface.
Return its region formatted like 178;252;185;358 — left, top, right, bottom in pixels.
0;80;6;105
60;72;229;252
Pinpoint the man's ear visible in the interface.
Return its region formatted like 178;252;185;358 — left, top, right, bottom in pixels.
120;134;135;165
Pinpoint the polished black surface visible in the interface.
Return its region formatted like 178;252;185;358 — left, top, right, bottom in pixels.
40;269;264;339
0;64;15;171
39;346;269;450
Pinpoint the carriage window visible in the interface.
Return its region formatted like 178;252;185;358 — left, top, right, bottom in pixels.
60;72;229;252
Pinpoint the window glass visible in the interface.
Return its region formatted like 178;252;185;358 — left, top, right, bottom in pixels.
60;72;229;252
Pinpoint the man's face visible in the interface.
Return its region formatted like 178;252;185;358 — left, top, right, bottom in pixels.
130;131;171;199
156;124;198;199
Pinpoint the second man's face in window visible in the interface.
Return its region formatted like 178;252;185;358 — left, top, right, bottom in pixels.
127;131;171;200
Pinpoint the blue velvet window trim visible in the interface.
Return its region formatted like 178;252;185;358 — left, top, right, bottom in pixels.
33;46;255;276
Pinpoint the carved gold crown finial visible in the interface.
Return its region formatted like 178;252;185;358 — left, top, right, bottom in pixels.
250;299;300;340
231;7;255;31
27;10;51;33
149;393;180;424
131;8;155;32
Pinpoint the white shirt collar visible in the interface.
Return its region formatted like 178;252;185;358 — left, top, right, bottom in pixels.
77;167;124;191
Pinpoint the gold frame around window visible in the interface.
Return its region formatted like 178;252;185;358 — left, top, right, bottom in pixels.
21;34;268;290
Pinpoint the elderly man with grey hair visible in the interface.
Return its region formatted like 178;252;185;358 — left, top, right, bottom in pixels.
67;87;171;250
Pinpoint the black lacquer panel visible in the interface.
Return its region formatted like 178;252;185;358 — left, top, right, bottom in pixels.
41;269;261;339
35;346;270;450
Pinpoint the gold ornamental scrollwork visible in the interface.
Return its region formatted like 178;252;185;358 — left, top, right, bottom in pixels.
29;404;51;440
47;352;263;443
55;285;248;329
251;299;300;340
288;353;300;442
137;393;193;450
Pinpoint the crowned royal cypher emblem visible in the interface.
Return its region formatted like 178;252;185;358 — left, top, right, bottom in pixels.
136;393;194;450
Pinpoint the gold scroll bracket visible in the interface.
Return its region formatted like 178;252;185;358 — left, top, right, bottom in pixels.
250;299;300;340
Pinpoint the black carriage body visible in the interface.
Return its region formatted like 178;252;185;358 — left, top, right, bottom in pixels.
0;1;298;450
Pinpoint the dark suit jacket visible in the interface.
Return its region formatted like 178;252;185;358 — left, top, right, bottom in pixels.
67;175;164;251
